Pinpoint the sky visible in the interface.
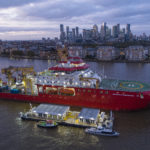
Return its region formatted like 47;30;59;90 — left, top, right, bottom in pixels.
0;0;150;40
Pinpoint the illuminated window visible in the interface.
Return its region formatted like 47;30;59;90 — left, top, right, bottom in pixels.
140;93;144;99
39;86;43;94
100;91;103;94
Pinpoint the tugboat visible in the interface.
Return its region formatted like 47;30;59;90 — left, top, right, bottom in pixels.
85;126;119;137
85;110;119;136
37;120;58;128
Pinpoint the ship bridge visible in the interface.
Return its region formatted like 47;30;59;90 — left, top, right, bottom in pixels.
36;68;102;89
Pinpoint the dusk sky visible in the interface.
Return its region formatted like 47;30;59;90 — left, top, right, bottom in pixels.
0;0;150;40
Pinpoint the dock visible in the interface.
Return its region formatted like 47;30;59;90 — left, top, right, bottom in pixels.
20;104;113;128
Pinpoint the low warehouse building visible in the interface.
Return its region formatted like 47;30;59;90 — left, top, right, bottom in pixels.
78;108;100;124
31;104;70;120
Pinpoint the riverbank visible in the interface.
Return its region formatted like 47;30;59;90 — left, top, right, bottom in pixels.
1;55;150;63
84;58;150;63
0;55;55;60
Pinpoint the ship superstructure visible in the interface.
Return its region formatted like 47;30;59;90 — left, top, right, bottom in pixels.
36;57;101;89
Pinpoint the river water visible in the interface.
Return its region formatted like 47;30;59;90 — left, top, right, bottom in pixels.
0;57;150;150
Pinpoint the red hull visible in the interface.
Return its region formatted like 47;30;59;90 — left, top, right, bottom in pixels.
0;87;150;111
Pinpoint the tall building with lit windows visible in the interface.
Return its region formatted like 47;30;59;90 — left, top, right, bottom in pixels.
100;22;107;39
66;26;69;41
126;24;131;40
117;24;120;35
126;24;131;35
93;24;99;39
60;24;65;43
75;27;79;38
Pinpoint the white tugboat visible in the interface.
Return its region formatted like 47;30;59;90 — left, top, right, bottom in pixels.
85;126;119;137
85;111;119;137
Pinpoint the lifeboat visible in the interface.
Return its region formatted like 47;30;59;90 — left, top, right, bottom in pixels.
46;88;57;94
59;88;75;96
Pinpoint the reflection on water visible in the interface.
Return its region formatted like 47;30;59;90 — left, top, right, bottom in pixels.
0;57;150;150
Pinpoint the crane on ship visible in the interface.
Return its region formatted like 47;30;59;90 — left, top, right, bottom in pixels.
1;66;16;86
1;66;36;95
57;44;68;61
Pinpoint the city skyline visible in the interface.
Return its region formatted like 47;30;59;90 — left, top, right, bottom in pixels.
59;23;134;44
0;0;150;40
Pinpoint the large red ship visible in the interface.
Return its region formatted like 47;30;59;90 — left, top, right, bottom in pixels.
0;55;150;111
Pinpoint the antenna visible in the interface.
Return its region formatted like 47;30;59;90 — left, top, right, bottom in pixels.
29;103;32;110
103;65;104;75
102;65;107;79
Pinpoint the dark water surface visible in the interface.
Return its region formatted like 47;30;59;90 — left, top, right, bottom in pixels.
0;57;150;150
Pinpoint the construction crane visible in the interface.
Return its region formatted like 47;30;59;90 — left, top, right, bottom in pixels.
1;66;16;86
57;45;68;61
1;66;36;95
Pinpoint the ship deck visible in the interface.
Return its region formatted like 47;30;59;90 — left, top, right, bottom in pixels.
100;79;150;92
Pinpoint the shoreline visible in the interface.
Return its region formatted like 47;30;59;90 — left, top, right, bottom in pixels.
1;55;150;63
83;58;150;63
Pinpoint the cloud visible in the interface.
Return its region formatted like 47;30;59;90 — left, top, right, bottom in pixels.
22;0;100;20
0;26;57;32
0;0;43;8
0;0;150;40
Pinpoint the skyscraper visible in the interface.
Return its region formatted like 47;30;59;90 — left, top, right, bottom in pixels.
126;24;131;40
60;24;65;43
83;29;92;40
72;28;76;42
100;22;107;39
66;26;69;41
122;28;125;34
60;24;64;32
112;25;118;38
93;24;98;33
75;27;79;38
117;24;120;35
93;24;99;39
106;27;111;38
126;24;131;35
